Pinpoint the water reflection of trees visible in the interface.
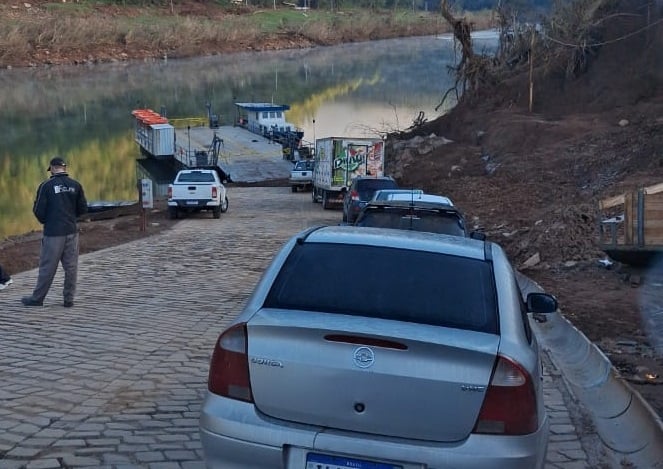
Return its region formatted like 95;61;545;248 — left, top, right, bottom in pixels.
1;37;473;158
0;37;461;115
0;135;138;239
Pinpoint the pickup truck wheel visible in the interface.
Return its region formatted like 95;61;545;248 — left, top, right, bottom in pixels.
312;189;317;203
168;207;178;220
291;185;297;193
212;206;221;219
220;197;229;213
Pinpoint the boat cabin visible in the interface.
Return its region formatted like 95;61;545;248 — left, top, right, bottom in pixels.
235;102;305;160
235;102;300;138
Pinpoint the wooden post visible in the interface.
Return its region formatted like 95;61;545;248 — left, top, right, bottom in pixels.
137;181;146;232
637;189;645;247
529;31;535;113
624;192;634;245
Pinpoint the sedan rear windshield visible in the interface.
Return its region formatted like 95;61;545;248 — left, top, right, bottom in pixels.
356;210;466;237
264;243;498;334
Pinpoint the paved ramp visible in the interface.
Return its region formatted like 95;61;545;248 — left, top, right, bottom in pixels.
0;188;609;468
185;125;292;183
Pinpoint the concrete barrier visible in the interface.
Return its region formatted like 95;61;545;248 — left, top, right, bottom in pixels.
518;273;663;467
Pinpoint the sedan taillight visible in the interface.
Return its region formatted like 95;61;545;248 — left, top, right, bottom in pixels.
208;323;253;403
473;355;538;435
350;190;360;201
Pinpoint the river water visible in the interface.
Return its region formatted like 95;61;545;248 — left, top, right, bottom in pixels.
0;33;498;239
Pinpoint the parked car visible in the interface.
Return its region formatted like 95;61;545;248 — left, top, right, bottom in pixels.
354;198;467;237
200;225;558;469
371;188;424;201
342;175;398;223
289;159;315;192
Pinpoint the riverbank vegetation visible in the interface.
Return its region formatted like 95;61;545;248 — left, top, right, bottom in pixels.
0;0;495;68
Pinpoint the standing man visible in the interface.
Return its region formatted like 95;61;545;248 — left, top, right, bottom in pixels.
22;157;87;307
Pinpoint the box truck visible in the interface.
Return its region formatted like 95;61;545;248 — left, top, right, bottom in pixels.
312;137;386;209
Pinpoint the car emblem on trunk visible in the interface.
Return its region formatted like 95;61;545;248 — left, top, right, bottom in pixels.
353;346;375;368
251;357;283;368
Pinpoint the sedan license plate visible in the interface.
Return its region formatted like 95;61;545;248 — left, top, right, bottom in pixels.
306;453;402;469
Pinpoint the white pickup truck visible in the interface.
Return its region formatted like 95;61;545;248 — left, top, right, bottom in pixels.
167;169;228;219
289;159;315;192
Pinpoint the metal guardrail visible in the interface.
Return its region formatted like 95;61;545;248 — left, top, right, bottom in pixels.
174;149;218;169
168;117;208;128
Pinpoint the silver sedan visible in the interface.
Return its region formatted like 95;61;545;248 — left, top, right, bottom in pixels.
200;226;558;468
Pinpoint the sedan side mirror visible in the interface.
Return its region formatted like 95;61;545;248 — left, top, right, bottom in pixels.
469;231;486;241
526;292;558;314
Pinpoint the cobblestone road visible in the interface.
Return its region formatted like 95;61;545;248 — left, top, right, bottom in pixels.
0;188;599;468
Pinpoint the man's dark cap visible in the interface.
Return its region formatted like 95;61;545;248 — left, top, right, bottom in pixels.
47;157;67;171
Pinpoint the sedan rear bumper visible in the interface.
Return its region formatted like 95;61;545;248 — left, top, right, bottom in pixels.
200;429;283;469
200;392;549;469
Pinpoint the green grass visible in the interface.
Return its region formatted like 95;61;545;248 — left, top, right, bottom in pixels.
250;9;320;33
0;3;494;67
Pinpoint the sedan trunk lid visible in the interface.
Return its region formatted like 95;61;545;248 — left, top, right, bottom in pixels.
247;310;499;442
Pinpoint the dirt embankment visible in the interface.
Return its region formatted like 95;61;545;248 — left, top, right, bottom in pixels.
386;0;663;416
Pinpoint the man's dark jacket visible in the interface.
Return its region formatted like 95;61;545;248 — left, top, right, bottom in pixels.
33;172;88;236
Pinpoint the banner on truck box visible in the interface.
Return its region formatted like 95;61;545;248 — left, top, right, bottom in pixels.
331;139;384;186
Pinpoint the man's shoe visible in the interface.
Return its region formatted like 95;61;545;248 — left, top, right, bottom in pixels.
21;296;43;307
0;278;12;290
64;300;74;308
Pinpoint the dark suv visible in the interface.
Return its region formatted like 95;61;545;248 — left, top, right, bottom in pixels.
342;176;398;223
